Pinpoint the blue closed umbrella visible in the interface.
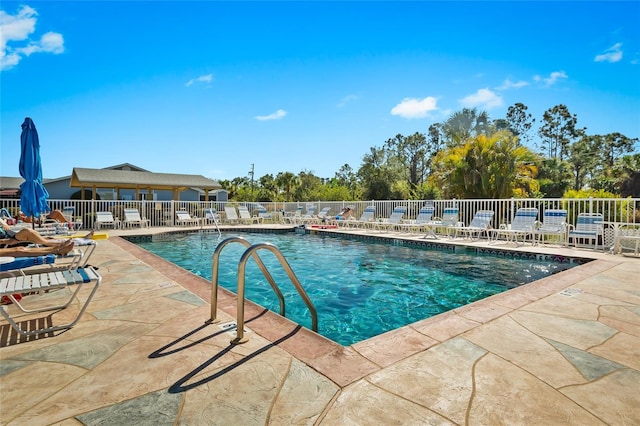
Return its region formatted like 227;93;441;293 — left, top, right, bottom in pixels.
19;117;50;224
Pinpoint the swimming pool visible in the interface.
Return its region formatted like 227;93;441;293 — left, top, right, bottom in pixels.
133;231;582;346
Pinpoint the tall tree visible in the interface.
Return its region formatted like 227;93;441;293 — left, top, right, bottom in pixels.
275;172;298;202
384;132;428;190
440;108;495;147
617;154;640;197
427;123;442;153
568;136;598;190
600;132;638;169
505;102;535;145
358;146;393;199
538;104;585;160
293;170;323;201
334;164;360;199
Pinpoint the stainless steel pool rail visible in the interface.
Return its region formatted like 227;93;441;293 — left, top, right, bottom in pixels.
208;237;318;344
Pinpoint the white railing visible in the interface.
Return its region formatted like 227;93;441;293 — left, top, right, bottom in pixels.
1;197;638;229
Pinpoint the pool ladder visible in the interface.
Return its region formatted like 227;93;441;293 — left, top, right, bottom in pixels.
208;237;318;344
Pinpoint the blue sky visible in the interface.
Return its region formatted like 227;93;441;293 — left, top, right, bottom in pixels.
1;1;639;183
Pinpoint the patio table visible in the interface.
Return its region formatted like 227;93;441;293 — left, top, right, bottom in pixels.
596;221;640;254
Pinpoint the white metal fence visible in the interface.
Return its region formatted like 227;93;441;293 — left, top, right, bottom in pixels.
1;197;638;230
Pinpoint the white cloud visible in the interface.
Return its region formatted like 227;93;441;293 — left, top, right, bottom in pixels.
255;109;287;121
594;42;623;63
0;5;64;71
459;88;503;109
390;96;438;119
337;94;358;108
533;71;568;87
495;78;529;91
185;73;213;87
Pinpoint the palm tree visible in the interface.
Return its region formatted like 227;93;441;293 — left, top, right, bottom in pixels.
275;172;299;202
430;131;539;199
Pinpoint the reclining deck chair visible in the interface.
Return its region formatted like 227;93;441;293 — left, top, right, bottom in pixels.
0;254;57;273
567;213;604;250
535;209;568;246
123;208;150;228
313;207;332;224
256;206;274;222
399;204;435;236
176;210;201;226
203;208;221;225
423;207;459;238
453;210;495;240
224;206;241;224
493;207;538;245
0;265;102;336
350;205;376;229
283;206;303;224
95;211;120;230
238;205;262;224
376;206;407;231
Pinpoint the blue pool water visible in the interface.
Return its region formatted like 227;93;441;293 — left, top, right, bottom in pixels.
134;231;579;346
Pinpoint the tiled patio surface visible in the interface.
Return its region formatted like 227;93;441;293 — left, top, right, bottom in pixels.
1;225;638;425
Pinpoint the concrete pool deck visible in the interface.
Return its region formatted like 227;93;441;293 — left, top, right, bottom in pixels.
1;224;638;425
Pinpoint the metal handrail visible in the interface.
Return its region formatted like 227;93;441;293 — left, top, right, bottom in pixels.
208;237;285;324
232;242;318;344
203;211;221;237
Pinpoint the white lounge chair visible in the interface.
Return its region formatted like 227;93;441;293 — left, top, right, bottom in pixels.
493;207;538;245
351;205;376;228
176;210;201;226
314;207;332;223
95;211;120;230
376;206;406;231
256;206;274;222
203;208;221;225
400;205;435;235
284;206;303;224
535;209;568;246
0;266;102;336
123;208;150;228
453;210;494;240
567;213;604;250
238;205;261;224
299;205;317;223
423;207;459;238
0;254;57;274
224;206;241;224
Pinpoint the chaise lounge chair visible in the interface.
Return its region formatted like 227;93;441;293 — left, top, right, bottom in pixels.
238;205;262;224
0;265;102;336
567;212;603;250
535;209;568;246
176;210;201;226
400;204;435;235
94;211;120;230
123;208;150;228
351;205;376;229
0;254;57;273
492;207;538;245
256;206;274;222
203;208;221;225
376;206;407;231
423;207;459;238
452;210;494;240
224;206;241;225
312;207;332;224
283;206;303;224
